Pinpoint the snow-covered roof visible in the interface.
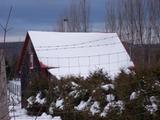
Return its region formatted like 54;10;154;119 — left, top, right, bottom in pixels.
28;31;134;78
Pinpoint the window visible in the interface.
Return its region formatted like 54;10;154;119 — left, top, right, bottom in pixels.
29;53;34;69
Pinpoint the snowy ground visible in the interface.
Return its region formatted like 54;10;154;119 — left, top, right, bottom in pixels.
9;102;61;120
9;104;61;120
8;80;61;120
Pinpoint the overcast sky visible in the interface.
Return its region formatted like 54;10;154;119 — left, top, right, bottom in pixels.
0;0;106;42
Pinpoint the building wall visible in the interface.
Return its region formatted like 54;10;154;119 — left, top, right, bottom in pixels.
21;39;43;108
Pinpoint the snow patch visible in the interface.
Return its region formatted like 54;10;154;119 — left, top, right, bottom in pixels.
75;97;91;111
150;96;157;103
130;92;138;100
56;98;64;110
71;82;79;87
90;101;100;115
27;96;35;105
100;100;124;117
101;84;114;91
145;96;158;114
145;103;158;114
155;81;160;87
75;101;88;111
49;102;55;114
35;92;46;104
69;90;79;98
106;94;115;102
52;116;62;120
40;113;52;119
9;94;61;120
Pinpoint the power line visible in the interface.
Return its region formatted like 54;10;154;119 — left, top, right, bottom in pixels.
48;58;130;69
35;35;119;49
39;51;126;59
36;42;121;51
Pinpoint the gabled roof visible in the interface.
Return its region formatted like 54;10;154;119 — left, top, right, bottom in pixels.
28;31;134;78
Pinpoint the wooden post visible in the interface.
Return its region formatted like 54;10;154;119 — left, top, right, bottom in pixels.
0;50;10;120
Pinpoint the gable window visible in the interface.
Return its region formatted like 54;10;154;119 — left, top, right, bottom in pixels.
29;53;34;70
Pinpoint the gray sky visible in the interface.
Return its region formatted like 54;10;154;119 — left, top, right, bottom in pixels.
0;0;106;42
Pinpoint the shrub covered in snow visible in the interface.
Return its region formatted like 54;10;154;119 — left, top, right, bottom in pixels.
25;68;160;120
26;91;47;116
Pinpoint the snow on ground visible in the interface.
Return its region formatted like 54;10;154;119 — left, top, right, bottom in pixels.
9;104;60;120
8;80;61;120
9;95;62;120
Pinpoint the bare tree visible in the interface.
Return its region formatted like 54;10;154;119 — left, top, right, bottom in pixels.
103;0;160;67
117;0;125;39
0;6;13;52
79;0;90;32
0;6;13;120
68;0;81;32
105;0;117;33
56;0;81;32
150;0;160;43
134;0;146;44
56;0;90;32
117;0;136;58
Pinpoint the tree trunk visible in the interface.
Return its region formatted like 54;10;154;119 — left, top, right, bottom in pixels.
0;50;10;120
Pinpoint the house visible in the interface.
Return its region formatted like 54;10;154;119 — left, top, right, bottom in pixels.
17;31;134;107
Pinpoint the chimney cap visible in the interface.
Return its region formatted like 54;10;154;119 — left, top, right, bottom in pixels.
63;18;68;22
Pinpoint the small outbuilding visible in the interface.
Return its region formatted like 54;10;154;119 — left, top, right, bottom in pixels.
17;31;134;107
